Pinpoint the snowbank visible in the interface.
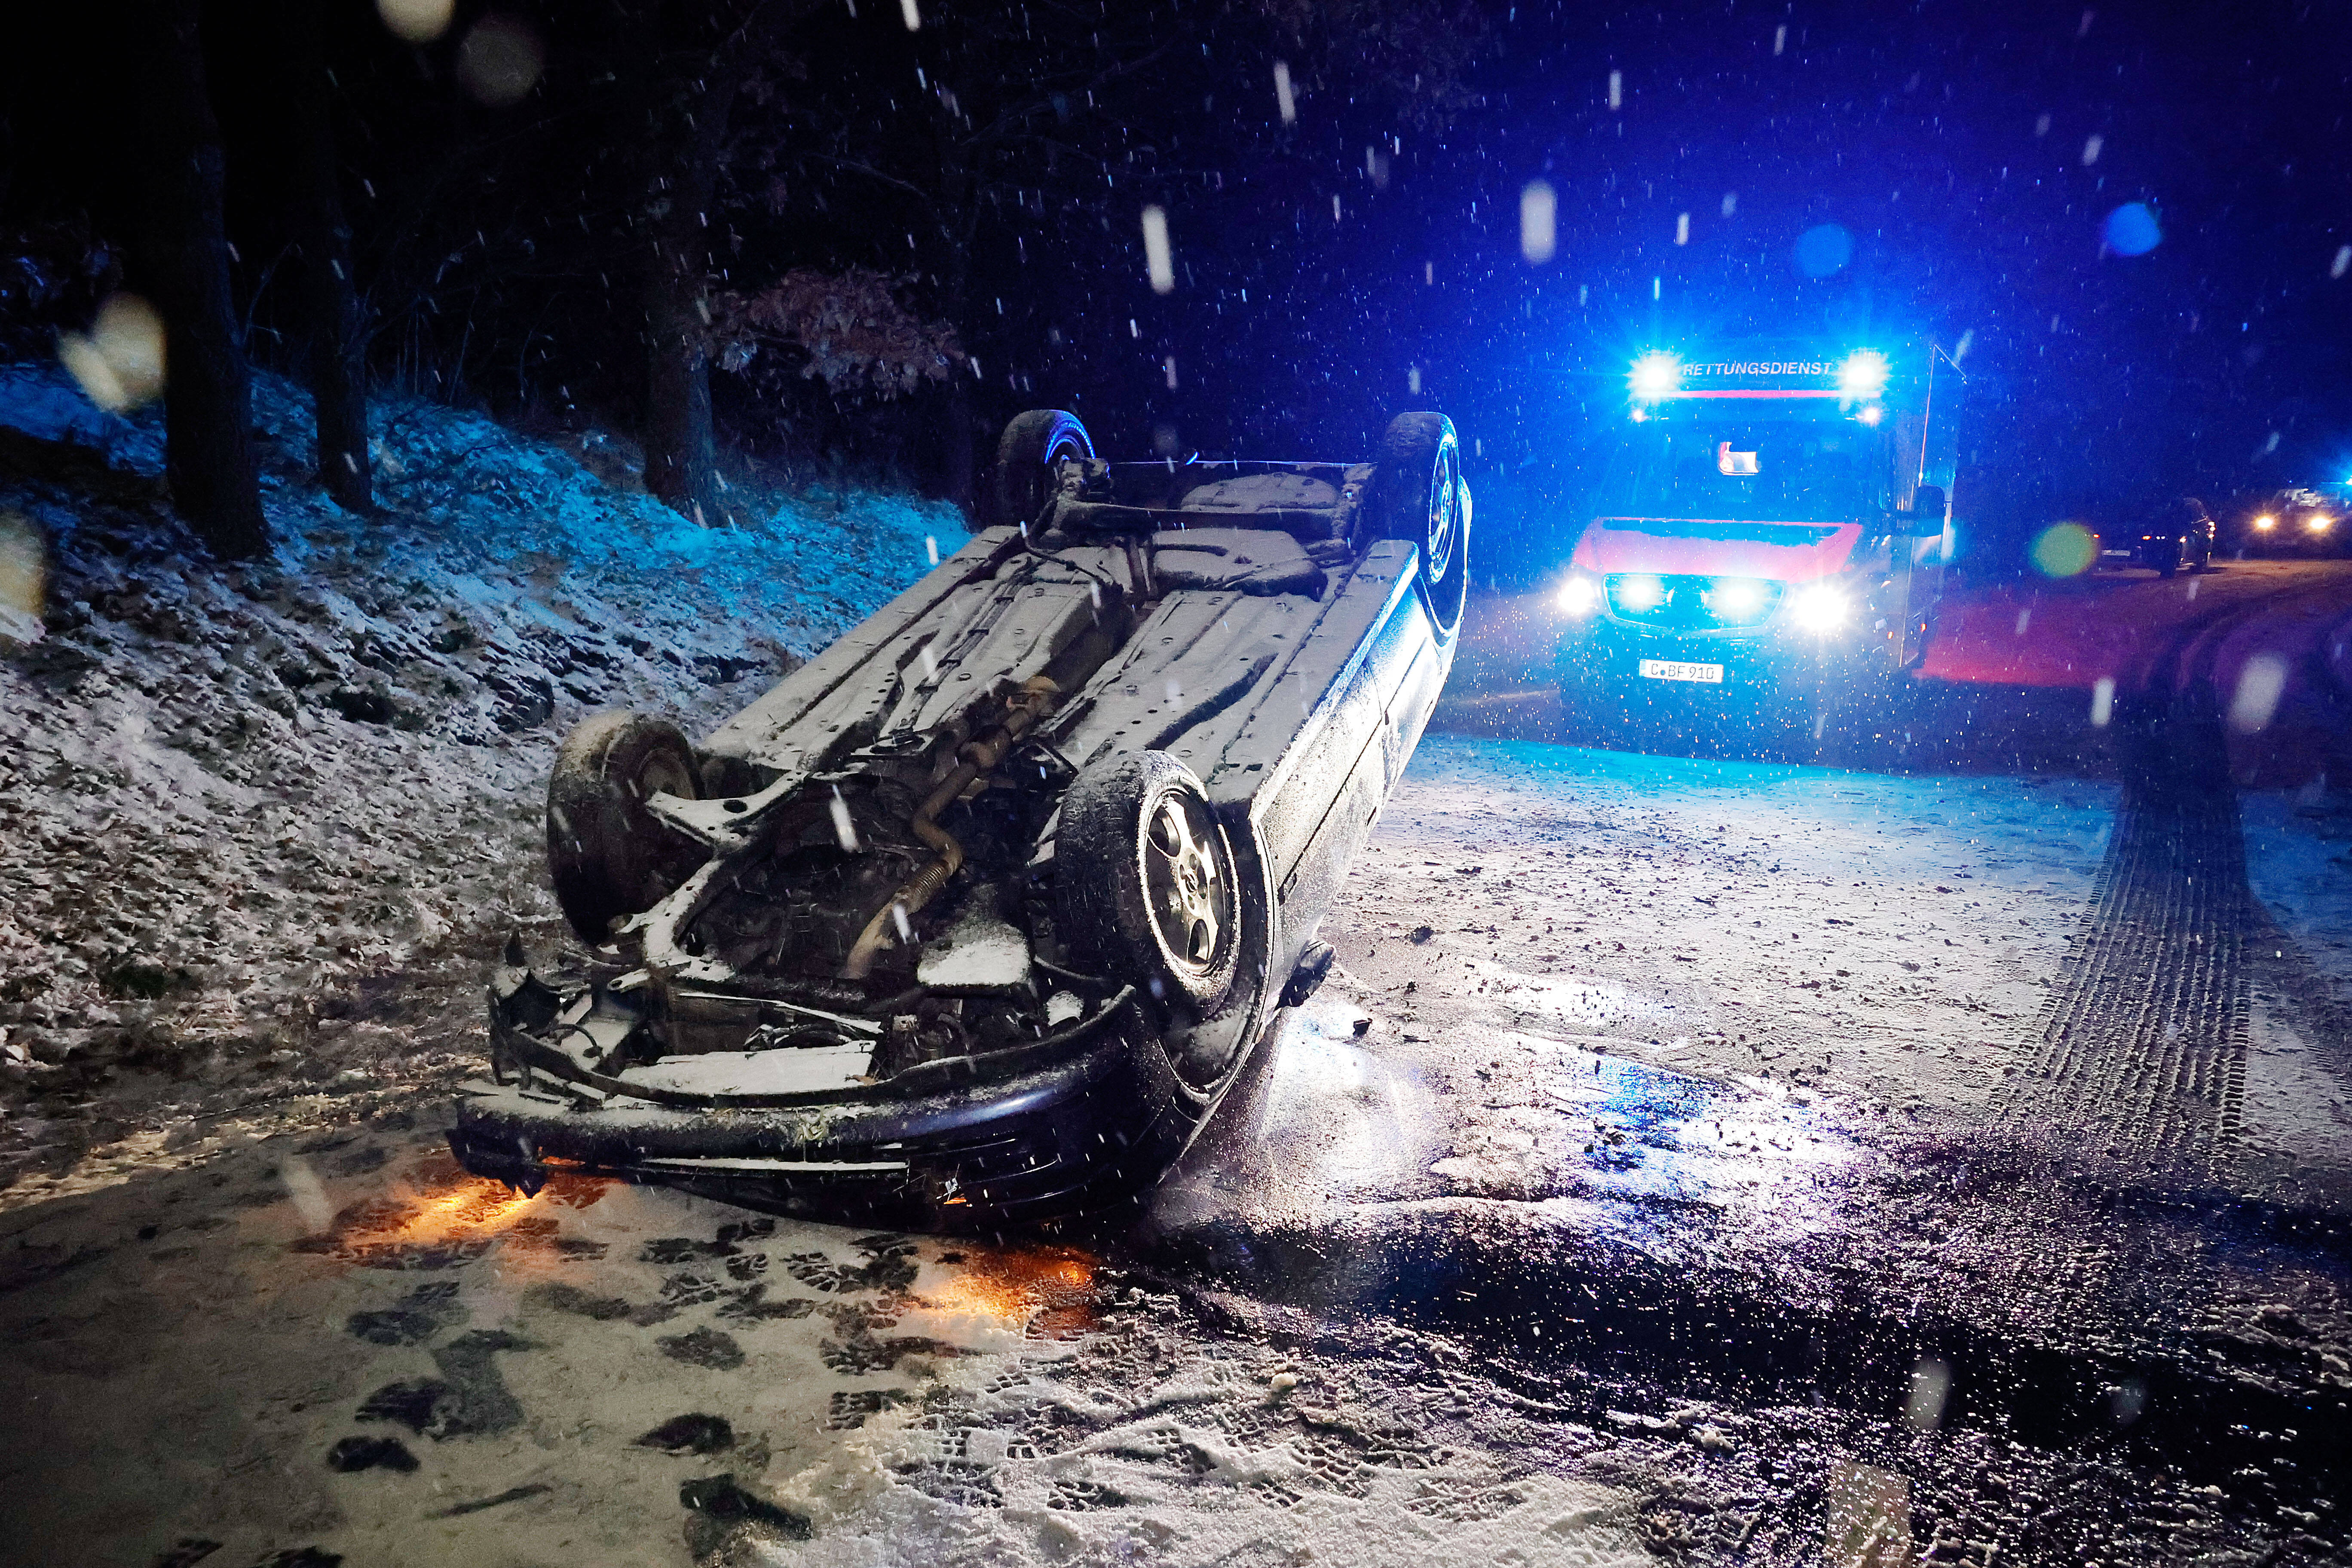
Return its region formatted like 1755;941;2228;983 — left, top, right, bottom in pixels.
0;362;959;1197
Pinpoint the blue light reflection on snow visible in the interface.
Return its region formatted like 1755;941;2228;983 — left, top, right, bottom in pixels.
1518;1032;1854;1236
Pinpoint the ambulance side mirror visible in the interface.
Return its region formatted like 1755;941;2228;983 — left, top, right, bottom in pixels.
1896;485;1947;536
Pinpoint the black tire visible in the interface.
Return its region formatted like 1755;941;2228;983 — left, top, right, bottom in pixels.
1368;411;1470;636
1055;751;1240;1014
2156;539;2180;579
546;711;705;942
984;409;1093;531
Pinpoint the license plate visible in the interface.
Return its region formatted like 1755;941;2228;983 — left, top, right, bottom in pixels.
1638;659;1725;684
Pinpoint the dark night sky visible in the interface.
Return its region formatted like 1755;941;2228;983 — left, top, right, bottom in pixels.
1059;1;2352;574
5;0;2348;573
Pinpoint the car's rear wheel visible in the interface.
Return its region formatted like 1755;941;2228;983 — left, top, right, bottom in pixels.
1055;751;1241;1015
985;409;1093;532
2156;536;2182;578
1369;412;1470;636
546;711;706;942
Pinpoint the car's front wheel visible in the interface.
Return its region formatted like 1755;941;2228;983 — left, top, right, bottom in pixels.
1055;751;1241;1016
546;711;707;942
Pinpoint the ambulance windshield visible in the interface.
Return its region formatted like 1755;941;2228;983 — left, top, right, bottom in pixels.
1597;425;1883;524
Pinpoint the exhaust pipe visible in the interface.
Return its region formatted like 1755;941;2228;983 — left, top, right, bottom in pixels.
840;677;1060;980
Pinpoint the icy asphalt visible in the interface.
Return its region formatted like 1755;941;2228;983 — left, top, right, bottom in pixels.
6;567;2352;1566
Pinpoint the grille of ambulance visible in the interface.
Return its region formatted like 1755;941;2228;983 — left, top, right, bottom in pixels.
1604;573;1783;630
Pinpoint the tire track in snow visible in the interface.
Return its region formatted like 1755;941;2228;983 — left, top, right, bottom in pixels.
2003;795;2253;1167
1995;580;2294;1169
1977;583;2331;1332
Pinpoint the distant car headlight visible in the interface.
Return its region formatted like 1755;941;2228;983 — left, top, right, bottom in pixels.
1787;582;1848;632
1558;575;1600;616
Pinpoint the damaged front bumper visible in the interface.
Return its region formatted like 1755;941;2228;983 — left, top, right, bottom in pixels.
448;957;1192;1229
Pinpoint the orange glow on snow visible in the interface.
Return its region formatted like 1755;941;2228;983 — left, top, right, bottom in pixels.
389;1177;541;1242
294;1152;609;1270
924;1245;1100;1337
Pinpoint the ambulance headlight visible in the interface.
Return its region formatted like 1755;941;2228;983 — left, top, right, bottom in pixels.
1788;582;1849;632
1614;574;1666;612
1558;575;1600;616
1709;577;1769;619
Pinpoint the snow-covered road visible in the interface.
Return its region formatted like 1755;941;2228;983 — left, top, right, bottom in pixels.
4;372;2348;1566
6;726;2347;1567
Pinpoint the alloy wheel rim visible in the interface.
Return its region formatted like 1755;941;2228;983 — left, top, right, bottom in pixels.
1424;447;1460;585
1143;794;1230;976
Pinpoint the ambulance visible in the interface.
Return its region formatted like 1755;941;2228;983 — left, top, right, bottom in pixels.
1553;343;1957;724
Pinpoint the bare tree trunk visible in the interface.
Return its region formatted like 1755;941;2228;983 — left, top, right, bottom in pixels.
129;0;267;558
943;370;977;514
932;124;983;514
643;214;720;526
284;0;371;512
633;1;829;523
643;75;739;528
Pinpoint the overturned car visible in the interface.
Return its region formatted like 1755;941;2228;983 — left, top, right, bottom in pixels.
450;409;1469;1228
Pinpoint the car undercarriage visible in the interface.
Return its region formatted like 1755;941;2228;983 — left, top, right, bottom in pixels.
450;410;1469;1228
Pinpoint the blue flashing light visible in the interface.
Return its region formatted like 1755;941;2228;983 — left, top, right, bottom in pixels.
1838;350;1890;401
1629;352;1681;402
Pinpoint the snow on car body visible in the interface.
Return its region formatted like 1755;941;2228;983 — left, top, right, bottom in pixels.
450;411;1469;1228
